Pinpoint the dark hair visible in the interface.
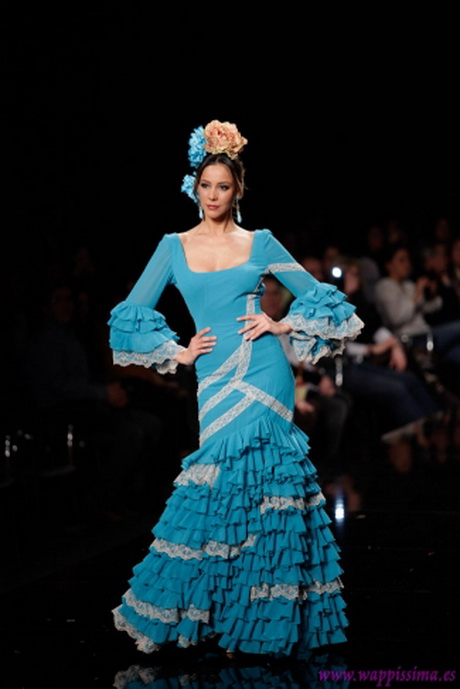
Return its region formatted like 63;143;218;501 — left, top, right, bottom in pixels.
193;153;245;199
381;241;410;266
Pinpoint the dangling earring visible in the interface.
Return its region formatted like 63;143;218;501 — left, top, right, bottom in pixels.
198;205;204;219
234;197;242;224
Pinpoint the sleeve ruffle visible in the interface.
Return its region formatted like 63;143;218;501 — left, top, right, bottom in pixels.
279;282;364;364
108;301;186;374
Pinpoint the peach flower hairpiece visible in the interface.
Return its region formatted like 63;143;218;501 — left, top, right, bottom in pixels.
203;120;248;160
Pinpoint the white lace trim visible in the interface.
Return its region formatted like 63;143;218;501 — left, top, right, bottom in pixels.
281;312;364;343
174;463;220;488
113;341;187;374
250;577;343;601
200;396;253;444
197;288;297;444
152;533;257;561
267;262;304;273
236;380;293;422
113;606;160;653
260;492;325;514
197;345;242;395
198;338;252;422
278;312;363;365
123;589;210;624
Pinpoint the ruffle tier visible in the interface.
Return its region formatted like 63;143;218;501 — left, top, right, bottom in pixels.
108;301;186;374
280;282;364;364
113;416;348;656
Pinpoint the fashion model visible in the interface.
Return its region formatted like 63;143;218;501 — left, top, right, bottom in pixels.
108;121;363;656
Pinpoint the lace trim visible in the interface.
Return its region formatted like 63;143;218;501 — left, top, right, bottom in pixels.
199;396;253;444
281;312;364;343
113;606;160;653
267;262;304;273
278;312;363;364
152;534;257;561
174;463;220;488
259;492;325;514
250;577;344;601
113;341;187;374
236;380;293;422
197;345;242;395
123;589;210;624
197;288;296;444
198;338;252;422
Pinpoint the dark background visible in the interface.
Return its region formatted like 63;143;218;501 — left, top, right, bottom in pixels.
1;7;460;685
2;6;459;290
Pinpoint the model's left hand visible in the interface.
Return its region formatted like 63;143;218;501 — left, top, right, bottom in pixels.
237;313;292;340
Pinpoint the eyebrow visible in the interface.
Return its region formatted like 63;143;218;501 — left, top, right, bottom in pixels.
200;178;232;184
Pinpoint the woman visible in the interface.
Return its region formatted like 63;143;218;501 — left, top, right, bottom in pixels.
375;242;460;391
108;121;363;656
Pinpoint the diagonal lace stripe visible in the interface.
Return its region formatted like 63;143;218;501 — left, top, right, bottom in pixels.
235;380;293;421
197;345;242;396
199;396;253;444
123;589;210;624
174;463;220;488
198;339;252;422
250;577;344;602
113;606;160;653
198;288;296;444
198;287;256;404
267;262;304;273
152;534;257;561
260;492;325;514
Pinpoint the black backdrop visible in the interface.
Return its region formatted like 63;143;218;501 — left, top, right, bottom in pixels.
3;7;460;284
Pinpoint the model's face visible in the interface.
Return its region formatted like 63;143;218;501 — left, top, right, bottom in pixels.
197;164;236;221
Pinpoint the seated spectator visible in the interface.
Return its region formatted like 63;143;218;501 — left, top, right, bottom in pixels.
24;282;162;520
341;259;440;467
375;243;460;393
421;242;460;325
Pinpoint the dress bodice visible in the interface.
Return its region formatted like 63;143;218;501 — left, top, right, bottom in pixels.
108;228;363;377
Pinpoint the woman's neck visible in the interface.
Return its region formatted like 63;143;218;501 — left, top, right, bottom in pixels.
199;214;238;236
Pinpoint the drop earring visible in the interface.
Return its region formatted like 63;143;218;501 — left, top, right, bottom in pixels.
234;197;242;224
199;205;204;219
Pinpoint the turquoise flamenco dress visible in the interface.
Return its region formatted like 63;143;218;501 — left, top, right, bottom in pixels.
108;229;363;656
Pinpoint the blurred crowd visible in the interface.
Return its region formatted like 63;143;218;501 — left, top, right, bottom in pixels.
1;216;460;527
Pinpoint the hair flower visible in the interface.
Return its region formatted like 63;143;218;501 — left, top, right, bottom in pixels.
180;173;197;202
204;120;248;159
187;126;207;169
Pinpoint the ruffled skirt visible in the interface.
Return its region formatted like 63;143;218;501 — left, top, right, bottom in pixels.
112;415;348;656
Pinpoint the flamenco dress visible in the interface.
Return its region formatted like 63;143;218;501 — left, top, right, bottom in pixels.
108;228;363;656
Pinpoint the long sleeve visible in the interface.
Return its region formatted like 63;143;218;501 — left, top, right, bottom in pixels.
108;234;186;374
263;229;363;364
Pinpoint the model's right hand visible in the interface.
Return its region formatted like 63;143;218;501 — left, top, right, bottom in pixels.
174;327;217;366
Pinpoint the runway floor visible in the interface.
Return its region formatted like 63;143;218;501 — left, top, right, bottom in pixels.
1;422;459;688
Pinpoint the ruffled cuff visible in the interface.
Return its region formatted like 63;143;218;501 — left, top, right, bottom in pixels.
279;283;364;364
108;301;186;375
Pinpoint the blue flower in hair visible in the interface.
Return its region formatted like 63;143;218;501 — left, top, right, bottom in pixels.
181;173;197;203
188;126;206;169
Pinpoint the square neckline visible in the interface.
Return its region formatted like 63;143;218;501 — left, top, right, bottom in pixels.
175;230;260;274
